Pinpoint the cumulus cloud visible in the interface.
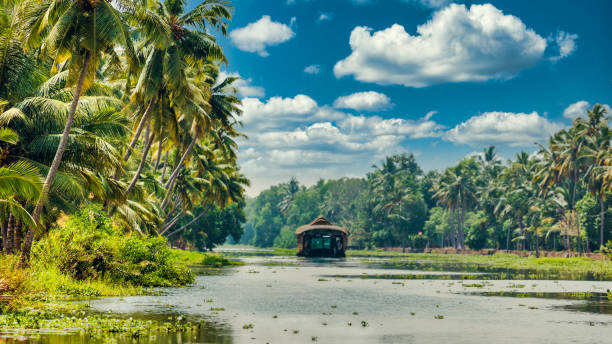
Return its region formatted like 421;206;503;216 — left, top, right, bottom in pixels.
333;91;393;111
339;113;445;138
402;0;453;8
217;71;265;98
240;95;319;128
445;111;565;147
334;4;548;87
563;100;611;119
304;64;321;74
230;15;295;57
238;93;444;195
317;12;333;22
550;31;578;62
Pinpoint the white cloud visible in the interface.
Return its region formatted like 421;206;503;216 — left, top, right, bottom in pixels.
238;93;442;195
550;31;578;62
445;111;565;147
333;91;393;111
339;113;444;139
563;100;590;119
402;0;452;8
240;95;319;128
317;12;333;22
334;4;548;87
563;100;611;119
304;64;321;74
230;15;295;57
217;71;265;98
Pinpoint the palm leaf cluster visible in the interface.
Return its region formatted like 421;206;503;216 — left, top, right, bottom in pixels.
0;0;249;264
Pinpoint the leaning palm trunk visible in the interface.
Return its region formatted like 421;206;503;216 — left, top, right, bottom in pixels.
160;209;185;235
21;52;91;266
165;204;213;238
161;131;199;210
123;98;155;162
124;126;154;197
164;130;199;189
160;150;169;183
154;139;163;173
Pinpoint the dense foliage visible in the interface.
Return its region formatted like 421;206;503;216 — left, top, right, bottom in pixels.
0;0;248;264
245;107;612;253
34;205;194;287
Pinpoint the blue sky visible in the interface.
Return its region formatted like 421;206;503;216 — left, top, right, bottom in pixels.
195;0;612;195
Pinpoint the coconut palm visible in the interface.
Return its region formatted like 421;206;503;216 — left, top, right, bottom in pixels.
579;104;610;249
0;127;42;253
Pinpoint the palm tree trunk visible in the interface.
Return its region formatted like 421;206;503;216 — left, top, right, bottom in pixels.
599;193;605;250
13;219;21;252
1;221;6;253
164;130;199;189
22;52;91;266
123;97;155;162
535;232;540;258
572;170;581;253
165;204;213;238
160;209;185;235
448;207;456;249
153;139;163;173
124;126;154;197
459;205;466;250
160;177;177;210
160;150;168;183
506;223;510;250
5;214;14;254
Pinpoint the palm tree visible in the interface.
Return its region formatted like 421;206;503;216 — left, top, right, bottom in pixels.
117;0;231;189
279;178;300;215
19;0;136;265
0;127;42;253
578;104;609;249
0;0;48;107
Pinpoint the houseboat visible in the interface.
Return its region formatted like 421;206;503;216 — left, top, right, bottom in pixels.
296;217;348;257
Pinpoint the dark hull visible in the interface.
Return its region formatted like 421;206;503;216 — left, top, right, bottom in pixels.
297;248;346;258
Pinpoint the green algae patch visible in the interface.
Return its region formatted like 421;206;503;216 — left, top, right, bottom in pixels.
0;308;200;340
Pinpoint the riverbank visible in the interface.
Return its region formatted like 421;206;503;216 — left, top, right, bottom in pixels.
0;249;240;341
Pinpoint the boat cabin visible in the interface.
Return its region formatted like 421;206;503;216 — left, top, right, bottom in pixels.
296;217;348;257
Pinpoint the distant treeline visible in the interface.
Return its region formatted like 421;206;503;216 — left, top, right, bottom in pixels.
242;105;612;253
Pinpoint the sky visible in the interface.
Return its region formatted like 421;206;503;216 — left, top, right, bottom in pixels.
192;0;612;196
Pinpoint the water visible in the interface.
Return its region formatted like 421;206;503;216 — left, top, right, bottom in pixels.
2;255;611;343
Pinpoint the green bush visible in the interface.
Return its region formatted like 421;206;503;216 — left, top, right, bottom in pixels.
33;204;194;287
602;240;612;258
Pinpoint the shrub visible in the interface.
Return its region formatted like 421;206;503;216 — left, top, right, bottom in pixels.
32;204;194;288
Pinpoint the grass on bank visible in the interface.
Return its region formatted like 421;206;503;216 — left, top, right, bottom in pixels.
347;250;612;280
171;249;244;267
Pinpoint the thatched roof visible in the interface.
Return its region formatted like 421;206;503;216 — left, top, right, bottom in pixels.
295;216;348;235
